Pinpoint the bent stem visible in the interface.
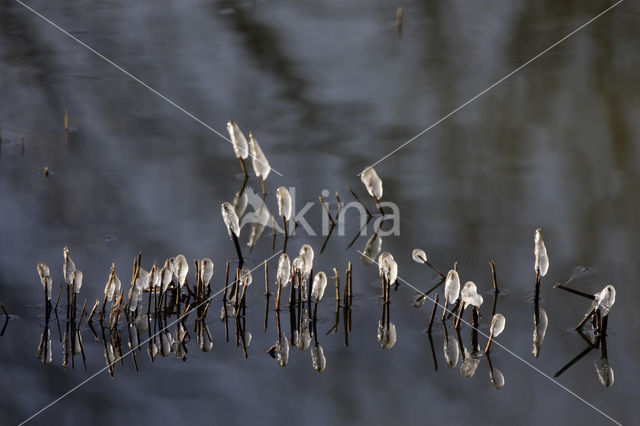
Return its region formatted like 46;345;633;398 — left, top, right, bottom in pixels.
239;158;248;178
346;186;372;219
576;306;596;330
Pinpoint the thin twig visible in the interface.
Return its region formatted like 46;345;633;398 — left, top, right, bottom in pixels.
554;283;595;300
489;260;499;293
54;283;62;311
346;185;372;218
87;299;100;323
335;191;343;218
78;299;88;327
318;196;336;226
576;306;596;330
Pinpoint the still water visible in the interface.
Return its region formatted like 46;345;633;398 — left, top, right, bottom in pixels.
1;0;639;425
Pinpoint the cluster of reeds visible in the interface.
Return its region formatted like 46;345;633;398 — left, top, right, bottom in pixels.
548;264;616;386
34;247;232;372
266;245;353;372
26;125;620;387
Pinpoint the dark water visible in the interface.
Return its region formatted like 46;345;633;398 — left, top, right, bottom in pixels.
1;0;639;425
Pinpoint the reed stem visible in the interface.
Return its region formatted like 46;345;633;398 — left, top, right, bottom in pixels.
239;158;248;178
260;176;266;198
554;283;595;300
87;299;99;323
576;306;596;330
484;331;494;353
54;283;62;311
454;301;465;329
346;186;372;218
232;234;244;268
318;196;336;226
281;216;288;254
78;299;88;327
441;296;449;321
489;260;499;293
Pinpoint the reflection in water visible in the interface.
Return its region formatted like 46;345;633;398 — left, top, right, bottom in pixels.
28;221;620;391
377;254;397;350
596;358;614;388
442;322;459;369
1;302;10;336
310;343;326;373
310;315;326;373
532;308;548;358
419;264;505;389
377;319;397;351
549;268;617;386
554;326;614;388
361;233;382;266
36;320;52;365
486;354;505;390
1;4;636;425
460;316;483;379
24;152;623;394
267;261;346;372
459;345;481;379
197;323;214;353
26;198;623;397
